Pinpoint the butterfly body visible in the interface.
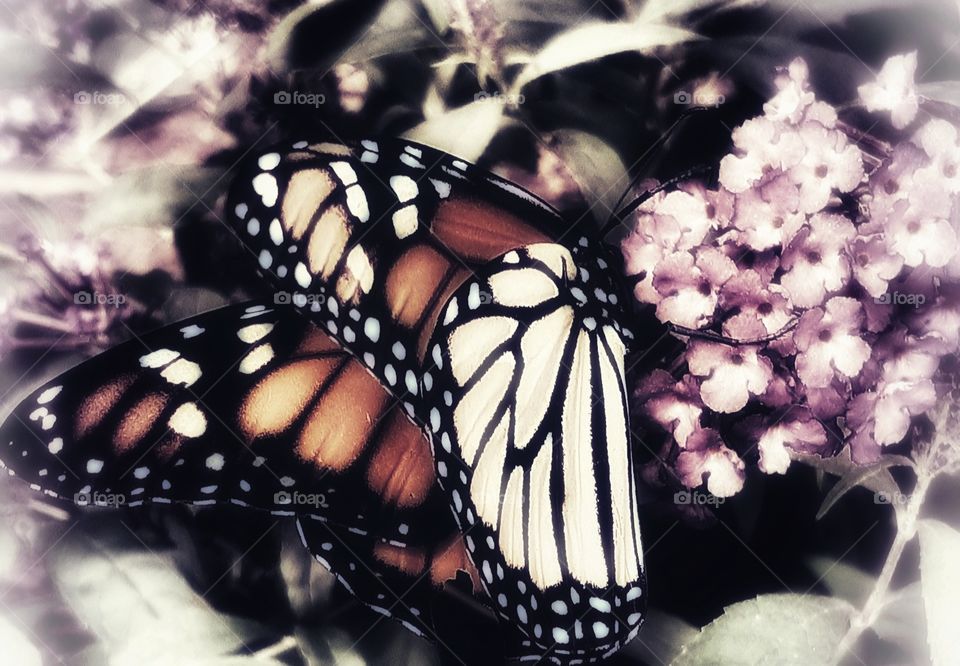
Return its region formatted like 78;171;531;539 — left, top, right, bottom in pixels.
1;137;647;664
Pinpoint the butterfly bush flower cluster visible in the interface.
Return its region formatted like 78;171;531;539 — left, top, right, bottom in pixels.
623;55;960;499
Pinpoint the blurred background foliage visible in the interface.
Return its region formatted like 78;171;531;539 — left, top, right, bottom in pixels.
0;0;958;664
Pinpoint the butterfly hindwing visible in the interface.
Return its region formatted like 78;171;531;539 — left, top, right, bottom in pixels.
424;242;647;661
0;302;449;548
296;516;484;643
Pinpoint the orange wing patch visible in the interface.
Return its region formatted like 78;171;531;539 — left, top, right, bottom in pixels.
298;362;391;471
113;392;168;454
431;535;482;593
75;374;136;440
432;197;551;262
366;411;435;508
282;168;336;241
386;244;452;328
239;356;345;439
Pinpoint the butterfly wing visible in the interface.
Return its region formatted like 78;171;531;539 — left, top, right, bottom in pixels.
425;242;647;662
227;139;648;662
225;138;563;421
0;302;448;548
296;517;484;644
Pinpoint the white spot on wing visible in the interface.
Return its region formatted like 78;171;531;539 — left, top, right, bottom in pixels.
269;218;283;246
239;343;274;374
258;153;281;170
390;175;418;202
169;403;207;438
330;161;358;185
345;185;369;222
252;172;278;207
37;386;62;404
237;322;274;343
392;206;418;239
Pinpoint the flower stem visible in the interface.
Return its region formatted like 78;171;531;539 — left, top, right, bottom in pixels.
834;472;932;662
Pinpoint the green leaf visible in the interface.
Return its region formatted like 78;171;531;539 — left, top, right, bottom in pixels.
807;556;875;606
403;98;505;162
49;518;276;663
550;129;628;224
673;593;855;665
814;455;913;520
511;20;699;94
918;519;960;664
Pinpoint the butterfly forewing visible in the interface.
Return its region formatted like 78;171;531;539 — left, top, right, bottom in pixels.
225;138;564;422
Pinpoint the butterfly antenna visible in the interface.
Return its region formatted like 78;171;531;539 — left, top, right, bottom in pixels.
666;317;800;347
602;107;715;237
605;164;717;236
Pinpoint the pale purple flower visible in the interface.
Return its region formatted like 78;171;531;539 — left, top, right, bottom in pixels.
645;185;722;251
653;248;738;328
718;117;805;193
719;269;794;337
883;198;957;268
806;381;850;419
913;119;960;195
787;121;864;214
759;370;796;409
675;428;745;497
858;51;920;130
781;213;856;308
847;348;938;460
850;226;904;298
756;412;830;474
794;297;871;389
763;58;816;125
729;176;805;251
686;339;773;413
635;370;703;447
907;303;960;355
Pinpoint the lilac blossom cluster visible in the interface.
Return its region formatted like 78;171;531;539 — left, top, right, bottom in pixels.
622;56;960;498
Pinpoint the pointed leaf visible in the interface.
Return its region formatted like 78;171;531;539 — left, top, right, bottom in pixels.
550;129;628;224
815;455;912;520
403;98;505;162
512;21;699;93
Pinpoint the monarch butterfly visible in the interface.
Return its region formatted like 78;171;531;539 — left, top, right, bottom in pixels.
0;138;647;664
